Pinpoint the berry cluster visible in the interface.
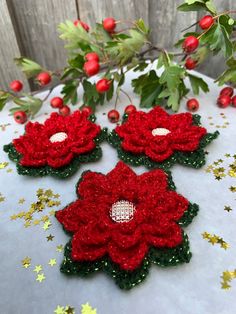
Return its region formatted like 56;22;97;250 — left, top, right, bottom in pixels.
183;15;215;71
217;87;236;108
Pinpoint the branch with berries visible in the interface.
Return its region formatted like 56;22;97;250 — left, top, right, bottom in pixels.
1;0;236;124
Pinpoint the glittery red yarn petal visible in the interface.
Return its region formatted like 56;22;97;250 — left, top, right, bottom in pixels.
56;161;190;271
115;106;207;162
12;111;101;168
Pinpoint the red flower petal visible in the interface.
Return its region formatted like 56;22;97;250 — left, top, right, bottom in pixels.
143;221;183;248
71;232;107;261
108;240;148;271
145;137;173;162
170;126;206;151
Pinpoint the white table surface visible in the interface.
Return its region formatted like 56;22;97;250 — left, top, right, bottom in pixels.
1;67;236;314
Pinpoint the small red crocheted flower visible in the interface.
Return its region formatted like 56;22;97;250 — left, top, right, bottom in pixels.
115;106;207;162
56;161;189;271
12;110;101;169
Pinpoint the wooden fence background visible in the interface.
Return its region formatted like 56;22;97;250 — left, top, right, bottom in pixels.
0;0;234;91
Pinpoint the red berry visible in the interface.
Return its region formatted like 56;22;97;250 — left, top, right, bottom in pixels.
186;98;199;112
83;61;100;77
50;97;64;109
59;105;71;116
74;20;90;32
183;36;199;53
185;57;197;70
37;72;51;86
96;78;110;93
10;80;23;92
14;111;27;124
217;95;231;108
103;18;116;32
125;104;136;115
199;15;214;30
81;106;93;115
231;95;236;107
219;86;234;97
108;109;120;123
85;52;99;62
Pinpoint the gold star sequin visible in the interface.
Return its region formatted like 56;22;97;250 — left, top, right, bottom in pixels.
49;210;55;216
48;258;57;266
41;215;49;222
221;281;231;290
42;220;51;231
53;194;60;199
0;162;9;169
24;221;31;228
22;257;31;268
18;198;25;204
0;195;5;202
33;265;42;273
36;273;46;283
229;186;236;192
6;168;13;173
81;303;97;314
224;206;232;212
56;245;63;252
54;306;65;314
10;214;17;220
33;219;40;226
47;234;54;241
202;232;229;249
65;306;75;314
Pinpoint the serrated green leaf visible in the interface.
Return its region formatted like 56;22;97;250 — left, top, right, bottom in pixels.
61;80;79;105
167;89;180;112
215;68;236;85
12;95;43;117
160;65;185;91
58;20;92;53
14;57;42;78
0;92;9;111
178;2;206;12
188;74;209;95
186;0;204;4
205;1;217;14
68;54;85;69
135;19;149;34
210;23;233;58
106;80;114;101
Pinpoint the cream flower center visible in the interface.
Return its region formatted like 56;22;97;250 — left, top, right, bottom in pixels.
110;200;136;223
152;128;170;136
49;132;68;143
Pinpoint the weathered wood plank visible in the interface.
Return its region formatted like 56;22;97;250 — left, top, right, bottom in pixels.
149;0;197;48
0;0;29;91
7;0;78;72
78;0;149;27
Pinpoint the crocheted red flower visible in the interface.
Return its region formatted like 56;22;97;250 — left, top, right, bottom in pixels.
56;161;189;271
115;106;207;162
12;111;101;168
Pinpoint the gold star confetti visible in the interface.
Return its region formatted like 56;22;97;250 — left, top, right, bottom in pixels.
10;214;17;220
41;215;49;222
6;168;13;173
54;193;60;199
33;265;42;273
56;245;64;252
18;198;25;204
33;219;40;226
48;258;57;266
229;186;236;192
36;273;46;283
54;306;65;314
47;234;54;241
0;195;5;202
0;162;9;169
81;303;97;314
21;257;31;268
24;221;31;228
65;306;75;314
224;206;233;212
220;269;236;290
202;232;229;249
43;220;52;230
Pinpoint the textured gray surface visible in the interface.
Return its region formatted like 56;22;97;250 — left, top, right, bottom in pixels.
0;67;236;313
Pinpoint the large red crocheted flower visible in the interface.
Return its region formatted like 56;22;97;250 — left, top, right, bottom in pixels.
13;111;101;168
56;162;189;271
115;106;207;162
